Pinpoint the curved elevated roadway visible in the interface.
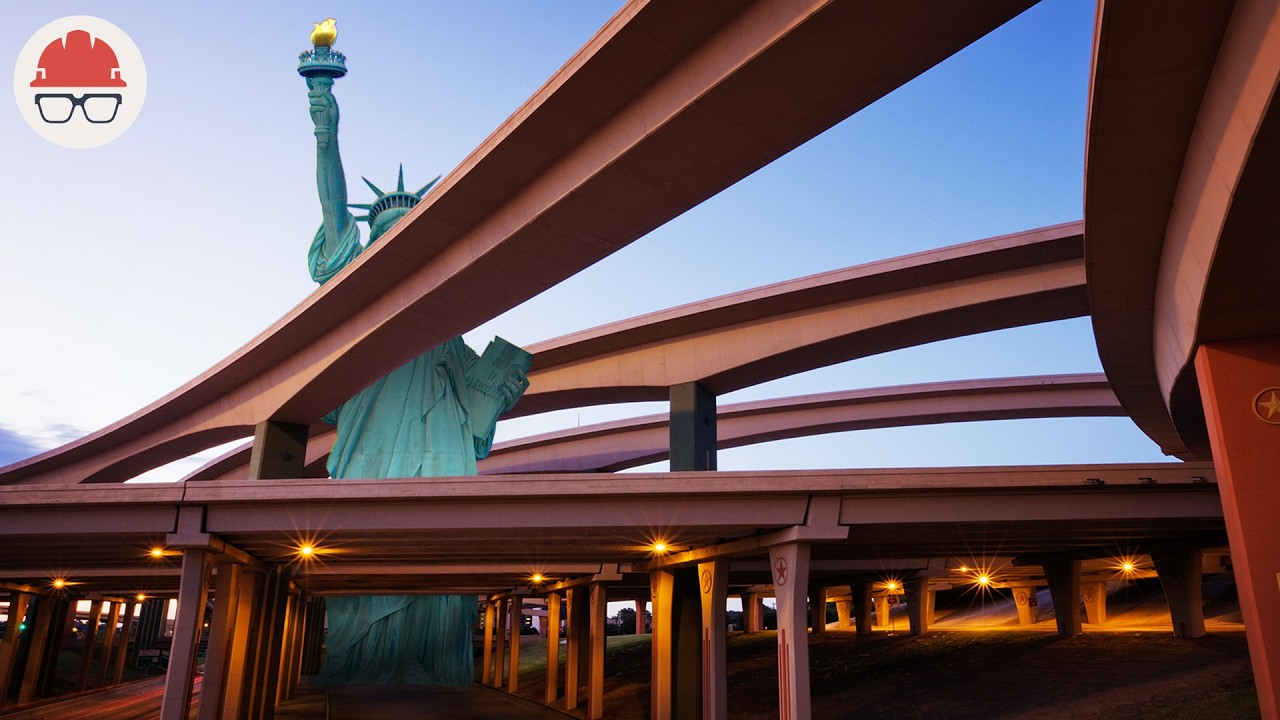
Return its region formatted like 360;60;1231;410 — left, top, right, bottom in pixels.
184;222;1088;480
0;0;1037;487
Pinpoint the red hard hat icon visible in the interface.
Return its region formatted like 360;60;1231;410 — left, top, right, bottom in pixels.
30;30;127;87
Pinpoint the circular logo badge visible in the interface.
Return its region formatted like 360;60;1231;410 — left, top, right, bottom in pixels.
1254;388;1280;424
14;16;146;149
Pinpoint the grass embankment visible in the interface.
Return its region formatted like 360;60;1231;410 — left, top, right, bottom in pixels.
499;630;1257;719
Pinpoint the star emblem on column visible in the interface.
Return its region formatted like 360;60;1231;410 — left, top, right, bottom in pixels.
1254;388;1280;424
773;557;789;586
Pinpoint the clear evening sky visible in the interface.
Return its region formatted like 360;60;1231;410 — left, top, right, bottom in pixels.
0;1;1172;480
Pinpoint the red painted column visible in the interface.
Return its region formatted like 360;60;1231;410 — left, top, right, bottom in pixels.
1196;338;1280;719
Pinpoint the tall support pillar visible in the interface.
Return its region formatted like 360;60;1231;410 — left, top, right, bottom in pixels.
670;381;717;471
299;596;325;677
280;590;305;703
1151;547;1205;639
17;593;57;704
544;592;561;705
220;567;261;720
492;598;508;689
649;569;701;720
0;593;32;706
94;601;123;688
1197;339;1280;718
769;543;812;720
807;583;827;634
848;578;872;638
1042;559;1082;638
587;583;608;720
34;594;72;698
1081;582;1108;625
481;601;495;685
160;548;213;720
699;561;729;720
110;600;137;686
248;420;308;480
200;562;244;720
564;587;589;711
76;600;104;691
873;596;890;629
635;599;646;635
507;595;523;693
742;593;763;633
134;597;166;662
904;578;932;635
243;564;291;720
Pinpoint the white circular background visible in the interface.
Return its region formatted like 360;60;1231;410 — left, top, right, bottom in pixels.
13;16;147;149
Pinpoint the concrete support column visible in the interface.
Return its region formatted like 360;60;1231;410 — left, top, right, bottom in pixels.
635;599;646;635
248;419;308;480
1012;587;1038;625
544;592;561;705
17;594;57;704
492;598;508;689
588;583;608;720
160;548;213;720
134;597;166;661
219;568;261;720
281;591;299;701
0;592;32;706
1081;582;1108;625
481;601;495;685
670;381;717;471
1042;559;1082;638
835;597;852;629
110;601;137;686
650;569;702;720
243;564;291;720
94;601;122;688
807;583;827;634
848;578;872;638
76;600;104;690
873;596;890;630
32;595;73;699
507;595;523;693
769;543;812;720
742;593;763;633
904;578;933;635
564;587;589;711
299;596;325;677
1197;339;1280;718
200;562;243;720
699;560;729;720
1151;547;1205;639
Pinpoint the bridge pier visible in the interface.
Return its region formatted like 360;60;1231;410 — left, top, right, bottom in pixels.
1012;586;1039;625
1151;546;1205;639
1042;559;1082;638
1197;338;1280;719
1081;581;1107;625
904;578;933;635
770;542;812;720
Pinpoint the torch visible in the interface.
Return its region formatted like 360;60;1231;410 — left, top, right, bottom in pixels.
298;19;347;140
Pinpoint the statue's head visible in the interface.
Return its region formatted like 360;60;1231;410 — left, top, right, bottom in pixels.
351;166;441;242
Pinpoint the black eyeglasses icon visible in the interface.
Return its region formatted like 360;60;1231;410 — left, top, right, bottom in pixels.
34;93;123;124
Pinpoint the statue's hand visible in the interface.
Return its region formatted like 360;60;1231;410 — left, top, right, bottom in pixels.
306;77;339;146
499;367;530;410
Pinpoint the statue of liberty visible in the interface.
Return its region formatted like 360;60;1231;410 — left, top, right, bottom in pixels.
299;21;531;685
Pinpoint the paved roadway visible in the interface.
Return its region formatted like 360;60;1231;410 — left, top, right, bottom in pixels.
0;680;573;720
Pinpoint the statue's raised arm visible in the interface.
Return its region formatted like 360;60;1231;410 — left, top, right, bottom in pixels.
306;76;357;280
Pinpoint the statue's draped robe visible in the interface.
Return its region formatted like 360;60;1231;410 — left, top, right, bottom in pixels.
309;215;497;685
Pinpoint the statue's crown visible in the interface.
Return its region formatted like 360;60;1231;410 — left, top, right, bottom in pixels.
350;166;441;227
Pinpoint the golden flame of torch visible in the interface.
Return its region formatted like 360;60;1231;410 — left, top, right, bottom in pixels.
310;18;338;47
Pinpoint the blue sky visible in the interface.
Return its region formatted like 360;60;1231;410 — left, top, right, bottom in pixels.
0;1;1173;480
